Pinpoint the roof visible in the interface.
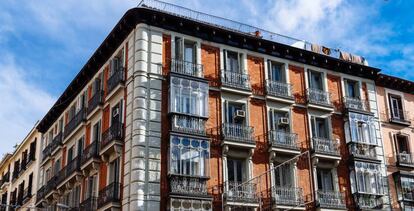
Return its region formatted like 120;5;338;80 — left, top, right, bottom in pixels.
376;73;414;94
37;4;382;133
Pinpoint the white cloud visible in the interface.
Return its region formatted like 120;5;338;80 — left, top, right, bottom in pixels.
0;55;55;155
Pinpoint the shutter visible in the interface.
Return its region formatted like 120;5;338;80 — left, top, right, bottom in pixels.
311;116;316;138
224;100;228;123
268;60;272;81
223;49;227;71
327;116;333;139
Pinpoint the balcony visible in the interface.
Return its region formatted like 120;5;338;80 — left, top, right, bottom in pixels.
0;172;9;189
222;123;255;148
224;181;259;206
87;90;104;117
81;141;100;174
80;197;98;211
312;137;340;158
43;175;58;199
170;59;204;78
343;97;370;113
22;187;32;203
268;130;299;154
317;190;346;209
354;194;384;210
56;156;81;188
220;70;251;92
306;88;332;109
169;175;208;197
97;182;121;209
389;109;411;126
50;132;63;155
272;186;303;207
170;113;206;136
349;143;380;162
266;80;294;101
42;144;52;162
64;108;86;140
36;185;46;204
107;69;125;99
397;153;414;168
100;122;124;161
12;169;19;181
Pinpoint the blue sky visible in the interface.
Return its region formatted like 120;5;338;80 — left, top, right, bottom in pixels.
0;0;413;155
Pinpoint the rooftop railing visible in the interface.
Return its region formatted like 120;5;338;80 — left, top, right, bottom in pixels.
138;0;361;64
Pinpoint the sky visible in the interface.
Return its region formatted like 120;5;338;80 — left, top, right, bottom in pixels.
0;0;413;155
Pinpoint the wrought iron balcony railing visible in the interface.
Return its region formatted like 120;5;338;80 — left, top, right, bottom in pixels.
169;175;208;196
306;88;331;106
272;186;303;206
98;182;121;208
42;144;52;161
225;181;259;203
170;59;204;78
397;153;414;167
22;187;32;202
50;132;63;153
107;69;125;95
80;197;98;211
355;194;384;209
101;122;124;151
312;137;340;156
171;114;206;135
36;185;46;203
81;141;100;165
266;80;293;99
56;156;81;185
64;108;86;138
221;70;251;90
269;130;299;150
343;97;369;112
349;143;378;160
222;123;255;144
87;90;104;115
317;190;346;209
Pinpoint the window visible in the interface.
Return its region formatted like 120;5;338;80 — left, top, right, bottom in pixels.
349;113;376;145
268;109;289;132
396;135;410;154
170;77;208;117
67;146;74;162
111;101;123;125
54;158;61;174
92;121;101;143
170;136;209;177
345;79;359;98
175;37;196;63
274;163;294;187
109;158;120;183
228;159;245;183
268;61;285;82
317;169;334;191
389;94;404;119
311;116;330;139
224;101;246;125
353;162;383;195
92;75;102;95
224;50;242;73
110;49;124;76
85;175;97;199
309;70;324;90
401;176;414;200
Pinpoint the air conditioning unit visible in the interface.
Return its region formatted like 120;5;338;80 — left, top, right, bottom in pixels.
234;110;246;119
278;117;290;125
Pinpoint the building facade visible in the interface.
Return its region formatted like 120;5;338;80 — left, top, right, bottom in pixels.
376;74;414;211
0;125;41;211
2;1;414;211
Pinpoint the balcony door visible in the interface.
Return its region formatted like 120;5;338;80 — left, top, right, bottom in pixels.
311;117;330;139
109;158;120;184
309;70;324;91
225;102;246;125
225;50;241;73
345;79;359;98
389;94;403;119
317;168;334;192
274;163;294;187
268;61;284;82
227;159;246;183
396;135;410;154
85;175;97;199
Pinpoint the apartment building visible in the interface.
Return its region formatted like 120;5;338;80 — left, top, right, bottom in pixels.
376;74;414;210
0;125;41;211
0;1;398;211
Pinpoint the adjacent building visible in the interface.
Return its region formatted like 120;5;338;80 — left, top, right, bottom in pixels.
0;125;41;211
1;1;414;211
376;74;414;211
